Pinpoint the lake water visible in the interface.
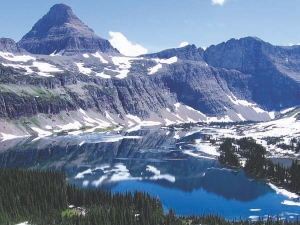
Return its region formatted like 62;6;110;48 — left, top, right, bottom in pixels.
0;128;299;221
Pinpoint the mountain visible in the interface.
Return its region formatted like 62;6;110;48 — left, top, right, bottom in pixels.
141;44;204;61
18;4;119;55
0;38;26;53
0;4;299;137
204;37;300;110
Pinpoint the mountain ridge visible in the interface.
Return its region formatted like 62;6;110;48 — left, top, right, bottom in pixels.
18;3;119;56
0;4;299;137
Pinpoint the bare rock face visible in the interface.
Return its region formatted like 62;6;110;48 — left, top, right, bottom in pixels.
0;38;26;53
18;4;119;55
142;44;204;61
2;4;300;125
204;37;300;110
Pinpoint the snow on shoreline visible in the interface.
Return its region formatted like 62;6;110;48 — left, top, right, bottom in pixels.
192;140;220;156
183;150;216;160
268;182;298;199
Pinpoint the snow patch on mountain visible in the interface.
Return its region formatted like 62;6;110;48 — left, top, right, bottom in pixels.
2;60;62;77
50;49;65;56
111;56;140;79
148;63;162;75
75;62;92;75
126;114;161;132
227;93;257;107
207;115;232;123
148;56;178;75
236;113;246;121
31;127;52;137
0;51;63;76
32;61;62;76
95;72;111;78
1;62;34;74
82;53;89;58
0;133;29;141
0;52;35;62
155;56;178;64
92;52;108;63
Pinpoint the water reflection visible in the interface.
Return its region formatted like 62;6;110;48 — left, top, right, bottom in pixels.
0;128;298;220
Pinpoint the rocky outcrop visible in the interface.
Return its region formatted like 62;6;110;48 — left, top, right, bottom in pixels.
18;4;119;55
151;60;255;117
204;37;300;110
142;44;204;61
1;3;300;128
0;38;26;53
0;67;176;120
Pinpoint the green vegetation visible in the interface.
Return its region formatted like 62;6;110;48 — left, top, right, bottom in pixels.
31;86;56;98
54;125;117;136
94;125;116;132
219;138;300;194
29;116;40;127
263;136;300;152
166;120;258;131
295;112;300;120
56;130;68;136
209;120;258;127
79;125;93;131
263;136;283;145
61;209;79;218
219;138;239;167
1;168;300;224
0;168;67;224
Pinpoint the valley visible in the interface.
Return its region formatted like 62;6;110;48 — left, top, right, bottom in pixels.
0;2;300;223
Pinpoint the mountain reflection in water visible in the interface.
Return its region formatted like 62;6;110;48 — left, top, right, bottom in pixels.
0;128;298;220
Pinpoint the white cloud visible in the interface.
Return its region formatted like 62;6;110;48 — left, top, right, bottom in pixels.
109;31;148;56
288;43;300;46
179;42;189;47
212;0;225;5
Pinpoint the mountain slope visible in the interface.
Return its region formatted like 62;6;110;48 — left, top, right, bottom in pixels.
18;4;119;55
141;44;204;61
0;38;26;53
204;37;300;110
0;4;299;137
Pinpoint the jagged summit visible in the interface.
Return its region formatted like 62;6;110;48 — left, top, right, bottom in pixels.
18;3;119;55
0;38;26;53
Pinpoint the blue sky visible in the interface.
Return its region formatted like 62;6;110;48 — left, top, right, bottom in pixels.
1;0;300;55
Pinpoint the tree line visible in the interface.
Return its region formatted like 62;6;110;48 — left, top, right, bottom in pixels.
1;168;300;224
219;137;300;194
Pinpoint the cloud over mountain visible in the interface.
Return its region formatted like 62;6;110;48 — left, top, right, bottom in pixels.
179;42;189;47
109;31;148;56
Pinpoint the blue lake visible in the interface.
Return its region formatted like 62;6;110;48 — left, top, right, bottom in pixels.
0;128;299;221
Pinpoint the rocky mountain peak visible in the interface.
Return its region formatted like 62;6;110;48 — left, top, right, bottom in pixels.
142;44;204;61
203;36;272;73
25;3;93;38
18;4;119;55
0;38;26;53
41;4;74;25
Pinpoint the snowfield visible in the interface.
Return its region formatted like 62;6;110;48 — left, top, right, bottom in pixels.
0;52;35;62
111;56;139;79
148;56;178;75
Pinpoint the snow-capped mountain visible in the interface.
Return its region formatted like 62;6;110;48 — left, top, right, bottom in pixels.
0;3;299;137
